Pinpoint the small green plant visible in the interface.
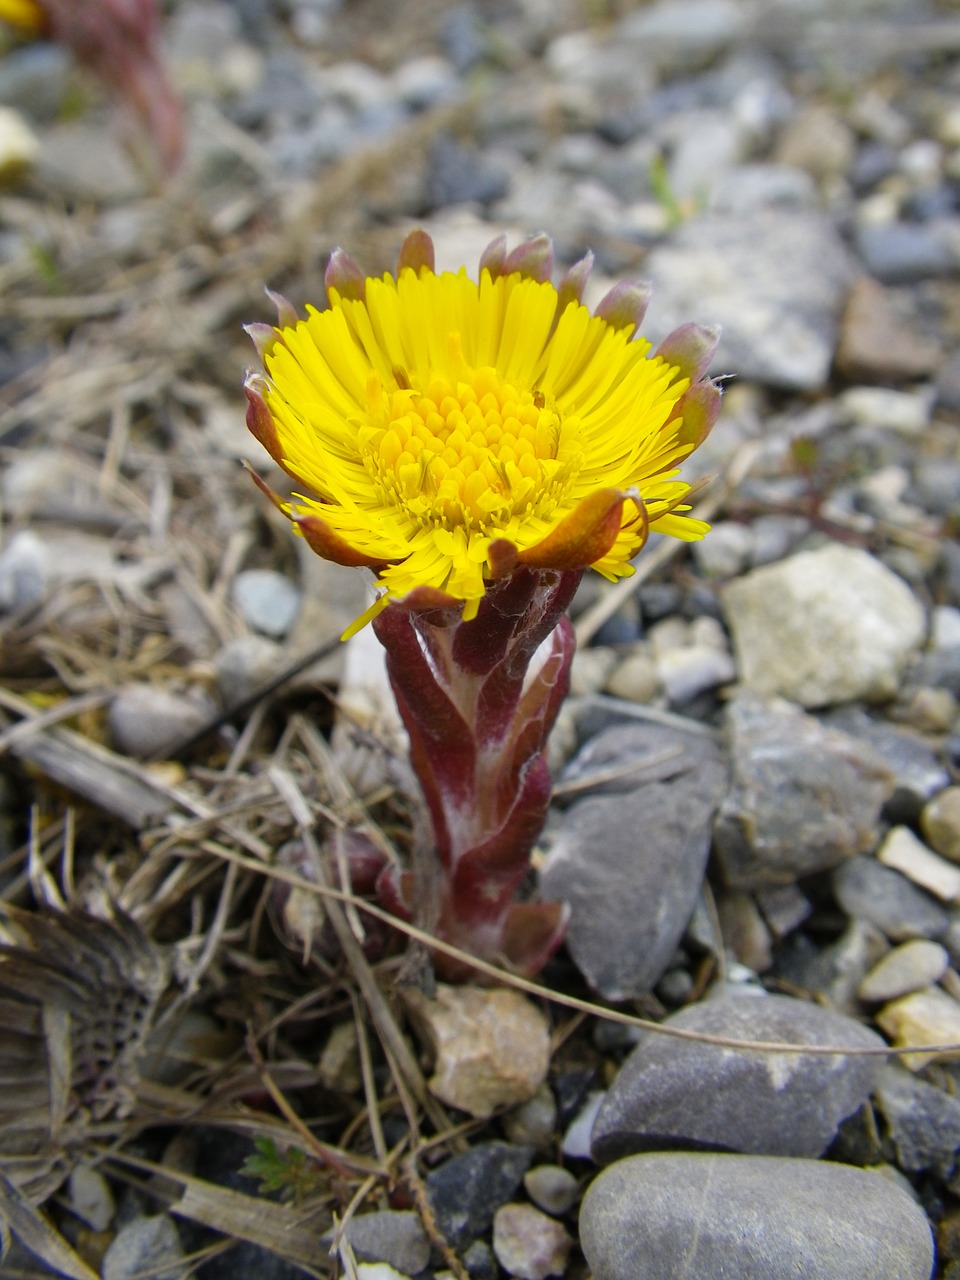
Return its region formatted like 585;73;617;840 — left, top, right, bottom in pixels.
28;243;63;294
241;1136;324;1203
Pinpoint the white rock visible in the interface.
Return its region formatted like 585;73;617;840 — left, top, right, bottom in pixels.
561;1091;605;1160
931;605;960;650
877;826;960;904
403;985;550;1119
839;385;936;436
102;1214;186;1280
0;530;48;612
656;645;736;705
692;520;754;577
331;621;407;793
68;1164;116;1232
876;986;960;1071
858;940;949;1003
722;543;926;707
0;105;39;179
356;1265;413;1280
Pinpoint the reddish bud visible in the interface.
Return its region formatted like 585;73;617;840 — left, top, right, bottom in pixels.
672;379;723;451
265;287;299;329
594;280;652;338
555;250;594;319
479;233;508;279
243;322;280;362
655;322;721;384
397;227;436;276
325;247;366;303
503;232;554;284
243;378;285;467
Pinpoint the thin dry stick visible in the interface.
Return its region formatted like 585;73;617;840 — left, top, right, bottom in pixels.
575;438;764;646
196;841;960;1062
351;990;389;1167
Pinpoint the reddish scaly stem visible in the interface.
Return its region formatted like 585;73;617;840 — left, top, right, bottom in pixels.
373;568;581;978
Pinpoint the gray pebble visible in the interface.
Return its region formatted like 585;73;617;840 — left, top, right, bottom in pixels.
714;694;893;889
502;1085;558;1151
0;43;70;122
691;520;754;577
590;992;884;1163
858;940;950;1002
874;1063;960;1180
776;919;889;1015
580;1153;934;1280
108;684;212;759
68;1164;116;1233
856;220;959;282
214;634;285;706
320;1211;430;1275
542;727;726;999
425;135;512;210
102;1214;187;1280
425;1142;533;1251
462;1240;498;1280
232;568;301;638
618;0;748;72
833;857;949;942
523;1165;580;1216
823;707;949;825
0;529;48;612
561;1091;605;1161
655;645;735;706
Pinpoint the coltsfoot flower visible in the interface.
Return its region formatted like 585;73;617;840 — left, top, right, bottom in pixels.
245;230;721;637
244;230;722;978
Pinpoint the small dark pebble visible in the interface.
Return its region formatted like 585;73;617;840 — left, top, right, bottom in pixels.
425;1141;533;1251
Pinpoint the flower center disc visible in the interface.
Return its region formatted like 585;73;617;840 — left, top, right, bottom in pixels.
361;364;579;534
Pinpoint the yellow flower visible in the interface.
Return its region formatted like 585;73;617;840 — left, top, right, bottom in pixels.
0;0;45;33
245;231;720;635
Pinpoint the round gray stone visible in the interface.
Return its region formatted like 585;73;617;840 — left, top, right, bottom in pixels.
231;568;302;638
108;684;212;759
590;992;884;1163
580;1153;934;1280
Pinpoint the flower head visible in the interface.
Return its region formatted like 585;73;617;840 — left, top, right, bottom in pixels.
245;230;721;635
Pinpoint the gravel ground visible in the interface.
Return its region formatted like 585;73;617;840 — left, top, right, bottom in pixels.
1;1;960;1278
